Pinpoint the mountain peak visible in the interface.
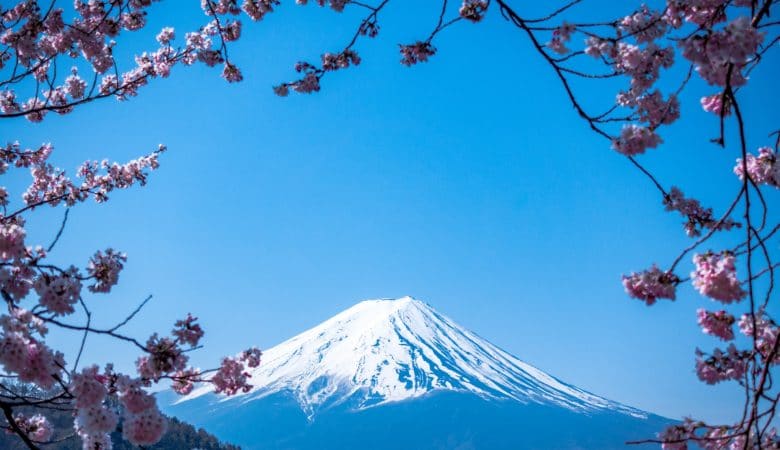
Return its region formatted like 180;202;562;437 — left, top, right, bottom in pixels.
346;295;419;312
346;295;424;313
180;297;646;419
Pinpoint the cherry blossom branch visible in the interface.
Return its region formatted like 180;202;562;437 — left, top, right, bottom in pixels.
108;295;153;333
0;402;39;450
45;207;68;253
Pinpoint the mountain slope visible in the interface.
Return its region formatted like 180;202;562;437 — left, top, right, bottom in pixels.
163;297;670;449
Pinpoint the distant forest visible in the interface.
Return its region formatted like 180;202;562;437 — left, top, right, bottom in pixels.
1;409;240;450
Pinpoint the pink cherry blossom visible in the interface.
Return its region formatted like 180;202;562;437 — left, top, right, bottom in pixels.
70;366;108;409
136;334;188;381
459;0;488;23
658;421;693;450
34;270;82;315
679;16;764;87
622;265;678;305
86;249;127;293
691;252;746;303
172;314;205;347
400;42;436;66
0;263;34;300
663;187;739;237
699;426;734;450
1;142;53;167
0;328;63;389
212;356;252;395
222;62;243;83
0;308;45;335
0;221;26;260
546;23;575;55
240;347;263;368
636;91;679;127
700;93;731;117
739;313;779;364
695;344;749;385
619;6;667;43
322;50;361;71
14;413;53;443
612;43;674;94
664;0;728;27
122;406;167;446
547;38;569;55
119;382;157;414
76;432;112;450
584;37;615;59
156;27;176;45
0;2;281;447
222;21;242;42
172;368;201;395
75;405;118;435
242;0;281;21
734;147;780;188
697;309;735;341
612;124;662;156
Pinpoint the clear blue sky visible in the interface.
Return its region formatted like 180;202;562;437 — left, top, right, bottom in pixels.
3;1;778;424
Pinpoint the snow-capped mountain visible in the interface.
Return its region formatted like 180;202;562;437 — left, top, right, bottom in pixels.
162;297;670;449
182;296;642;417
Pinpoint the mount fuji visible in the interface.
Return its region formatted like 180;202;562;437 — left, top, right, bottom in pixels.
160;297;670;449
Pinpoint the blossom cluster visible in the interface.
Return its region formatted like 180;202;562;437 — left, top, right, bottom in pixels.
0;307;63;389
20;143;165;209
400;42;437;67
734;147;780;188
1;207;167;449
622;265;678;305
173;314;205;347
322;50;362;71
459;0;489;23
696;309;735;341
657;419;779;450
691;252;746;303
86;249;127;293
69;365;169;447
1;140;264;448
0;142;159;326
663;187;740;237
546;23;575;55
273;61;324;96
34;269;82;315
13;413;53;443
635;91;680;128
0;1;282;447
619;5;667;43
679;16;764;88
135;317;259;406
274;0;493;95
739;313;780;364
0;0;271;122
296;0;349;12
695;344;749;385
611;124;663;156
211;348;261;395
578;2;764;163
700;93;731;117
421;0;778;447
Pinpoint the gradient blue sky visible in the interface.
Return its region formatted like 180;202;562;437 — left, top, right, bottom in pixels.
3;1;778;424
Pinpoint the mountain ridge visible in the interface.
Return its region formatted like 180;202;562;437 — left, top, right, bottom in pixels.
177;296;648;420
162;296;672;449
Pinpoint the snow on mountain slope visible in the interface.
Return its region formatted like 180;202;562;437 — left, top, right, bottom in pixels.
179;296;646;418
